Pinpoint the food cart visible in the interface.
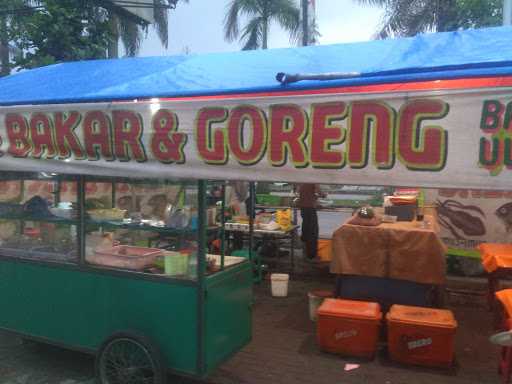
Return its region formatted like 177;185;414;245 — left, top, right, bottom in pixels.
1;26;512;383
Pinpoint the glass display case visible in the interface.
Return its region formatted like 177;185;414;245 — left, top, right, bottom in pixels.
0;173;245;280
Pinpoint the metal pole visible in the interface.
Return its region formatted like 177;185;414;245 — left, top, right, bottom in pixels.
77;176;86;265
248;182;260;283
196;179;207;375
111;182;116;208
302;0;308;46
220;183;226;270
504;0;512;25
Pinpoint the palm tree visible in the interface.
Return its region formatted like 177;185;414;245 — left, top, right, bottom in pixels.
224;0;301;50
297;16;321;45
357;0;501;38
107;0;187;58
355;0;457;38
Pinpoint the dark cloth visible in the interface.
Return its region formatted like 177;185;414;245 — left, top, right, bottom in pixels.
301;207;318;259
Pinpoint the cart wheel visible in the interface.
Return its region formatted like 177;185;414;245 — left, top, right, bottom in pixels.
96;331;166;384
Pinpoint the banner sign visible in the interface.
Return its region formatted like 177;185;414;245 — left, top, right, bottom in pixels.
1;87;512;189
424;188;512;257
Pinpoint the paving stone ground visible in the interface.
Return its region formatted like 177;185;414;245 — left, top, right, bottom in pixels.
0;272;503;384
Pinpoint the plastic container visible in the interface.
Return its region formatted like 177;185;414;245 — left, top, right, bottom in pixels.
386;305;457;367
164;251;189;276
308;290;333;321
317;239;333;262
317;298;382;358
271;273;289;297
89;245;162;270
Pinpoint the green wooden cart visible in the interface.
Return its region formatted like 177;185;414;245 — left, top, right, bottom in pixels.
0;173;253;383
2;23;512;384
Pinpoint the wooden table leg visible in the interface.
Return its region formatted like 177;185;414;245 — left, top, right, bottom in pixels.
432;285;447;308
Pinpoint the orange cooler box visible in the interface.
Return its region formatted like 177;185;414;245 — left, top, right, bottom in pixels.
317;298;382;358
387;305;457;367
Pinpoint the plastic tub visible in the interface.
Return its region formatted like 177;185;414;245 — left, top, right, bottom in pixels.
164;251;189;276
317;239;333;262
386;304;457;367
308;290;333;321
89;245;162;270
271;273;289;297
317;298;382;358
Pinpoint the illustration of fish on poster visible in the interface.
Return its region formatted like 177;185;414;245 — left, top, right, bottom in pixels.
424;189;512;256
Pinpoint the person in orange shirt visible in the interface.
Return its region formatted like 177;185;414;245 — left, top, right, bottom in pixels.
296;184;325;260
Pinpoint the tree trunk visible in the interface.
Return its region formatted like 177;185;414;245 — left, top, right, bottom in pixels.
108;13;119;59
437;0;457;32
262;18;268;49
262;0;268;49
302;0;308;46
0;16;10;77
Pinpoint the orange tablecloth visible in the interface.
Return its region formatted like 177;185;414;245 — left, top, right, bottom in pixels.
496;289;512;317
479;243;512;273
330;216;447;285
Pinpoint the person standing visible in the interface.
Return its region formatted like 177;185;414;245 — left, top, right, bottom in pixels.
296;183;324;260
225;181;250;251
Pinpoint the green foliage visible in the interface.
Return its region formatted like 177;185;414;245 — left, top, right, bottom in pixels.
454;0;502;29
357;0;502;38
14;0;111;69
2;0;184;72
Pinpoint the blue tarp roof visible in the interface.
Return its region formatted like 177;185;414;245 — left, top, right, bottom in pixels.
1;26;512;106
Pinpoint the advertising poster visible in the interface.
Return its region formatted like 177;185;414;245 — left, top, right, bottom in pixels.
425;188;512;264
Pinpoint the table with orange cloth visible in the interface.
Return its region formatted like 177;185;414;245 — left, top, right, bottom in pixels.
330;215;447;285
478;243;512;324
479;243;512;273
496;289;512;318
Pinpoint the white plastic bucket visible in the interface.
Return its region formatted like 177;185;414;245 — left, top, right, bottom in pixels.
271;273;289;297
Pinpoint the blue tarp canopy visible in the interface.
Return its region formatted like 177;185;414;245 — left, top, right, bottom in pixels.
1;26;512;106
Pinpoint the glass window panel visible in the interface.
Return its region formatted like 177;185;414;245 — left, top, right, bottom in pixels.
84;178;199;280
0;173;78;263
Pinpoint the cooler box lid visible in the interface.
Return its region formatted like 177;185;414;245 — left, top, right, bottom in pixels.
318;298;381;321
387;305;457;329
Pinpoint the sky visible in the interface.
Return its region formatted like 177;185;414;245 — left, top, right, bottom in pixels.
137;0;385;57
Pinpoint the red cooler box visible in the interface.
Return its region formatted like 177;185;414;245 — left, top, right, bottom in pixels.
317;298;382;358
386;305;457;367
